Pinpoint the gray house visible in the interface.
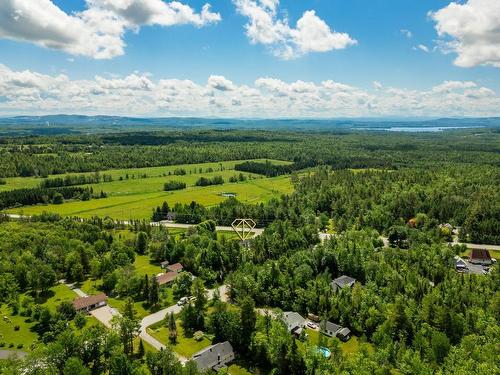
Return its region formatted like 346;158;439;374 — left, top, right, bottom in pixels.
321;320;352;342
331;275;356;292
282;311;306;337
321;321;341;337
192;341;235;372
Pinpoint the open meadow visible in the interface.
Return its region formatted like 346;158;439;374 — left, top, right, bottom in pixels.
3;159;294;220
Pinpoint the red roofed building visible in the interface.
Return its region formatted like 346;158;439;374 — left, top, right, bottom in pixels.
73;293;107;312
156;271;179;286
470;249;493;265
167;263;184;273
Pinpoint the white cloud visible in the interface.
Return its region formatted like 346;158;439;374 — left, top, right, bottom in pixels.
0;64;499;118
207;75;235;91
415;44;430;53
234;0;356;59
0;0;220;59
400;29;413;38
430;0;500;67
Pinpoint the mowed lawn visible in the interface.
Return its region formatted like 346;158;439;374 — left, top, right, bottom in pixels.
147;319;213;358
6;175;294;220
3;159;294;220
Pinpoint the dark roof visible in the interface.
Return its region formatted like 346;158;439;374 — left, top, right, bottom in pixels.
156;271;179;286
470;249;492;261
332;275;356;289
322;321;341;334
192;341;234;370
73;293;107;310
283;312;305;332
337;327;351;337
167;263;183;272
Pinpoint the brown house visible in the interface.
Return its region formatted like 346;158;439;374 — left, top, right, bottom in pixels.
167;263;184;273
73;293;107;312
156;271;179;287
470;249;493;265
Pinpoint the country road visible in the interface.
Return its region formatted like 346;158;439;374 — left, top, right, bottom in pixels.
3;214;264;238
63;280;229;363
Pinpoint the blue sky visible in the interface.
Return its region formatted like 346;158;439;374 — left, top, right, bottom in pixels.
0;0;499;117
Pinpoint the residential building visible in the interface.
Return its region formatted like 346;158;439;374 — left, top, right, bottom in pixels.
331;275;356;291
73;293;107;312
282;311;306;336
320;320;352;342
470;249;493;265
156;271;179;287
192;341;235;372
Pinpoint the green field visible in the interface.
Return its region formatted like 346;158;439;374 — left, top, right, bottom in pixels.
147;319;213;358
3;159;294;220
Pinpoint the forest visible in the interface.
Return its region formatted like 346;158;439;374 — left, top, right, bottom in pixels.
0;128;498;375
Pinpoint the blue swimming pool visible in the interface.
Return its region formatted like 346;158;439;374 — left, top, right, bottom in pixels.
316;346;331;358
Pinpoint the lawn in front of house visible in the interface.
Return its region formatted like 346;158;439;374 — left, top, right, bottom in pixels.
305;328;373;358
133;254;163;276
39;284;76;312
147;319;213;358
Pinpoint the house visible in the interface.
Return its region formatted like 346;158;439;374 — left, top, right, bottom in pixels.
337;327;352;342
320;321;352;342
73;293;107;313
156;271;179;287
321;321;341;337
282;311;306;337
454;256;468;272
192;341;235;372
160;261;169;269
470;249;493;265
331;275;356;292
167;263;184;273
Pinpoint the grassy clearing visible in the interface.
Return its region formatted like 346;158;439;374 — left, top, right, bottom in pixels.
0;305;37;351
5;165;294;220
147;319;213;358
0;159;290;192
134;255;163;276
39;284;76;312
305;328;373;358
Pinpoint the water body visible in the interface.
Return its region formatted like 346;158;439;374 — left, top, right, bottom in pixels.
378;126;484;132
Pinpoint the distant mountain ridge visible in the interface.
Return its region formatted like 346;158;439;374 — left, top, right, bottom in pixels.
0;115;499;135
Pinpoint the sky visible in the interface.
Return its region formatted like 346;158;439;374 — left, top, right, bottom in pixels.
0;0;499;118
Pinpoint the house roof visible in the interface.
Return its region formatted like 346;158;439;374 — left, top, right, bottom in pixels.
332;275;356;289
73;293;107;310
156;271;179;286
337;327;351;337
470;249;492;261
160;260;169;266
322;321;341;334
454;256;468;268
167;263;183;272
283;312;305;331
192;341;234;370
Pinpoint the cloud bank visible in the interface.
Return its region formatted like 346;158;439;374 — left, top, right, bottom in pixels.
0;0;220;59
0;64;499;118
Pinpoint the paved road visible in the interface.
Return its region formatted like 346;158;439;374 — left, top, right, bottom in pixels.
139;284;228;359
3;214;264;238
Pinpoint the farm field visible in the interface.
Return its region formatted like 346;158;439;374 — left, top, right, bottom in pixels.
2;159;294;220
0;159;290;192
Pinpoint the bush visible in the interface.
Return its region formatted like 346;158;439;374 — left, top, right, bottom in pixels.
14;325;20;331
0;342;5;347
194;331;204;341
17;344;23;349
164;181;187;191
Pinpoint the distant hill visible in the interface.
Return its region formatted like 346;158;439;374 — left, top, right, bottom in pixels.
0;115;499;136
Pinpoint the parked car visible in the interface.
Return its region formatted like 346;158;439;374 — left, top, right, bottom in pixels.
177;297;189;306
307;322;317;329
